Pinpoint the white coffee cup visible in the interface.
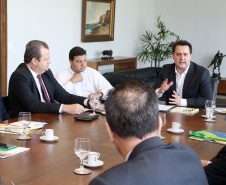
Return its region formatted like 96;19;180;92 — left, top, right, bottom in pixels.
42;129;54;140
172;122;181;132
88;152;100;165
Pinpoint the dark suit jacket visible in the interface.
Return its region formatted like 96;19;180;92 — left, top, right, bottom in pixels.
89;137;208;185
153;62;212;107
204;146;226;185
8;63;86;118
0;89;10;121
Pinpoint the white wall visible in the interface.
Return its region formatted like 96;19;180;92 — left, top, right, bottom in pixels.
7;0;155;82
8;0;226;83
154;0;226;77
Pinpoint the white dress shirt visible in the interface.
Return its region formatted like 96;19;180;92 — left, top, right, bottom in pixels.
55;67;113;99
175;64;189;106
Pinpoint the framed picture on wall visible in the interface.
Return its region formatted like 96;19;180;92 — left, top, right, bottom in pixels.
82;0;115;42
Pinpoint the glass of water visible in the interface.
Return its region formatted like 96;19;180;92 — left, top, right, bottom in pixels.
74;138;91;175
159;113;166;139
90;95;100;115
205;100;215;122
17;112;31;140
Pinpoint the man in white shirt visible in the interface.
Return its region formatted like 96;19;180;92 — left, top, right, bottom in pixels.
55;47;113;99
153;40;212;107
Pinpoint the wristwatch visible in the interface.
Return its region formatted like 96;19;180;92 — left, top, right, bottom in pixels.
99;92;103;98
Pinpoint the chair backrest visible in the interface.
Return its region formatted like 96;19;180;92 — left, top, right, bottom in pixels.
211;78;219;101
2;96;9;113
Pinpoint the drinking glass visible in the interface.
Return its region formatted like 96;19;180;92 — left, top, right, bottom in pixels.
211;100;216;117
205;100;215;122
74;138;91;175
90;95;100;115
159;113;166;139
17;112;31;140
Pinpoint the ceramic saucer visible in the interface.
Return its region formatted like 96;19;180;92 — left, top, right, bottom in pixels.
167;128;184;134
84;160;104;168
201;115;216;119
204;119;216;122
40;136;59;142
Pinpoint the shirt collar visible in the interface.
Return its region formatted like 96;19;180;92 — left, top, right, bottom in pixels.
70;67;87;75
26;65;39;79
125;149;133;161
175;62;190;75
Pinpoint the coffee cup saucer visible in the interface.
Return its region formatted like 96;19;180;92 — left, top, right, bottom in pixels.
201;115;216;119
84;160;104;168
40;136;59;142
167;128;184;134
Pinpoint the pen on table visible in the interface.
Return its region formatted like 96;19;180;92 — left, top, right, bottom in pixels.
203;140;216;143
189;137;215;143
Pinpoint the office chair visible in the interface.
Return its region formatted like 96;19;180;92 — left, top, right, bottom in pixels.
2;96;9;113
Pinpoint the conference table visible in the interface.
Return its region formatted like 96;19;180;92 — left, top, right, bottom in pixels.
0;109;225;185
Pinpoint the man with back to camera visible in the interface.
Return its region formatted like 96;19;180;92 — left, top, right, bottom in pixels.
153;40;212;107
201;146;226;185
8;40;91;118
55;46;113;99
0;88;10;121
89;80;208;185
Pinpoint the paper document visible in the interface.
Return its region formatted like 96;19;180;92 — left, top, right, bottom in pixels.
0;121;47;134
159;104;175;112
0;146;30;158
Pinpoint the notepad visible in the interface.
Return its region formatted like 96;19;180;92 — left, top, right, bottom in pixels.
0;146;30;159
159;104;175;112
0;121;47;134
170;107;199;115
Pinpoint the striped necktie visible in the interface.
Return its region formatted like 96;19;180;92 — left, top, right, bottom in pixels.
37;75;51;103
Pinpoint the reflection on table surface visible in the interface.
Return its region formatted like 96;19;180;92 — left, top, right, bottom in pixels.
0;110;225;185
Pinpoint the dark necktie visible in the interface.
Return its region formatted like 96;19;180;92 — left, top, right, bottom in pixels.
37;75;51;103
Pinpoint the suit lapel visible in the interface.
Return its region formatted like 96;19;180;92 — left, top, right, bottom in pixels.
182;62;194;97
24;64;41;101
169;66;176;92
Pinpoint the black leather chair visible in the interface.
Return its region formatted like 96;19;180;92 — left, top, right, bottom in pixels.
2;96;9;113
103;67;162;87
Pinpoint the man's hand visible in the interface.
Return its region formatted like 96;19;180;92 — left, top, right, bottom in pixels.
158;79;173;94
70;73;83;84
201;160;209;167
169;91;181;106
88;92;102;99
62;104;85;114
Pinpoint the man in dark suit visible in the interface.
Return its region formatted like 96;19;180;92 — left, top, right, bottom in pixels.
0;88;10;121
8;40;89;118
153;40;212;107
89;80;208;185
201;146;226;185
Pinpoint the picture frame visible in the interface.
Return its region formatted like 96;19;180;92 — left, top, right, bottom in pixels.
82;0;115;42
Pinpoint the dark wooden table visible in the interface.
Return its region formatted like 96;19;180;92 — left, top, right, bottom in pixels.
0;110;225;185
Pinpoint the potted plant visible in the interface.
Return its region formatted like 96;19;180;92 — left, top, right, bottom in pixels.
137;16;180;67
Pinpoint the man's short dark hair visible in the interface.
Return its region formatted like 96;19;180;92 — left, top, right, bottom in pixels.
172;40;192;54
24;40;49;64
104;80;159;139
69;46;87;61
